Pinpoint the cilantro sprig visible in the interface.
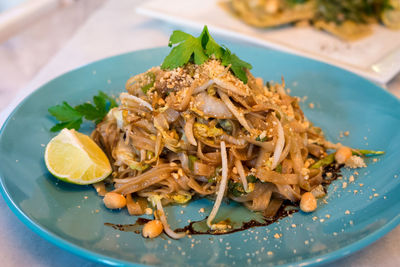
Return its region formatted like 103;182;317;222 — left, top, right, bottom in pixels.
48;91;117;132
161;26;252;83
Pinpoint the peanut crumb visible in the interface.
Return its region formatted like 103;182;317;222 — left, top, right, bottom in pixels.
342;182;348;189
145;208;153;215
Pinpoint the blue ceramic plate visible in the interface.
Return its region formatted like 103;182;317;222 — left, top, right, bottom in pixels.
0;46;400;266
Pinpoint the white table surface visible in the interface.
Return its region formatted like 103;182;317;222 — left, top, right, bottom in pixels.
0;0;399;266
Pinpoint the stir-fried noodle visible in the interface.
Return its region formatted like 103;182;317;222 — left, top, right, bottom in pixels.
91;60;350;238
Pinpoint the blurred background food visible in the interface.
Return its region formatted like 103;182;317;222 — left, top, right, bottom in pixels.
222;0;400;41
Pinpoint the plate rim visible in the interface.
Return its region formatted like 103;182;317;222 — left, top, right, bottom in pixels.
0;46;400;267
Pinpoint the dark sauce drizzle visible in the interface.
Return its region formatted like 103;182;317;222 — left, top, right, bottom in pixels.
175;200;298;236
104;163;342;236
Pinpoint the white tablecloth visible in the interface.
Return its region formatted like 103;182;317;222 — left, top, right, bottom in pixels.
0;0;399;266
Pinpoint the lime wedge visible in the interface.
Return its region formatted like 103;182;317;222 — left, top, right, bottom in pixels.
44;128;111;185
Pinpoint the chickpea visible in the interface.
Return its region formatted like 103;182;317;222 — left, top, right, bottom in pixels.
335;146;352;164
300;192;317;213
103;192;126;209
142;220;163;238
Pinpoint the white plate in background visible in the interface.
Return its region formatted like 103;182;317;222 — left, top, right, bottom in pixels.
137;0;400;85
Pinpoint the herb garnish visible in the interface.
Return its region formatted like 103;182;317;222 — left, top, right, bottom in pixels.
161;26;252;83
48;91;117;132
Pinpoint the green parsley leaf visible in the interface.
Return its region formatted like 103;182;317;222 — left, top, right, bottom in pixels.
221;47;252;84
50;119;83;132
161;25;252;83
161;31;208;70
200;26;224;59
48;91;116;132
141;72;156;94
48;102;82;122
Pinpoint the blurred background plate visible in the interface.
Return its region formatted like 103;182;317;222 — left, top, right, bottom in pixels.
137;0;400;85
0;46;400;266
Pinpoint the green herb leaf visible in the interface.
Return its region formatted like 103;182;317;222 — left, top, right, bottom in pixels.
141;72;156;94
48;102;82;122
246;174;257;183
161;31;208;70
310;153;335;169
188;155;199;171
200;26;224;59
275;164;282;173
221;47;252;84
161;26;252;83
50;119;83;132
48;91;116;132
255;135;268;142
228;180;246;197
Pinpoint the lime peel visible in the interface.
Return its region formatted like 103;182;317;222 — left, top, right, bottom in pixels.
44;128;111;185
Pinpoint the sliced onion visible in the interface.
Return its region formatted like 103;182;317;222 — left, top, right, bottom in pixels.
193;92;233;119
164;108;180;123
120;92;153;111
184;116;197;146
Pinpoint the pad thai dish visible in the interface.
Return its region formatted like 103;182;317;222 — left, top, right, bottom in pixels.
46;26;383;239
221;0;400;41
